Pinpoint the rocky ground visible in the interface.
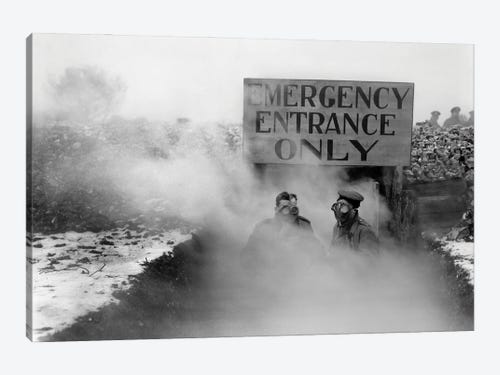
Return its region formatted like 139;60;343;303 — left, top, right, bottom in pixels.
27;226;191;341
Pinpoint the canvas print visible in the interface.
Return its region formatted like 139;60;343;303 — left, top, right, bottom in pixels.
26;34;474;341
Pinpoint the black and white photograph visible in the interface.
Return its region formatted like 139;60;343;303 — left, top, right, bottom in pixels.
26;34;474;342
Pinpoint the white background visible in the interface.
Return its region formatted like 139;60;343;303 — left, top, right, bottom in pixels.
0;0;498;374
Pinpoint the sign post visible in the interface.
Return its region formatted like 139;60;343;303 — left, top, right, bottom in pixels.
243;78;414;167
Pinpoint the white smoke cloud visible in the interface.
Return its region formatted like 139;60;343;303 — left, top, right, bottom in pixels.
35;66;471;336
41;65;126;124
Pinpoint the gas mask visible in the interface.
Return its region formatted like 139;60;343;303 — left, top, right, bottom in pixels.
275;195;299;220
331;199;355;225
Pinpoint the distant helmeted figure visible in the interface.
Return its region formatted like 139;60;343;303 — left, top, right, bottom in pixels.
443;106;465;129
330;190;379;253
427;110;442;130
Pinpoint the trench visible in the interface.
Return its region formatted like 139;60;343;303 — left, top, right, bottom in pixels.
43;224;473;341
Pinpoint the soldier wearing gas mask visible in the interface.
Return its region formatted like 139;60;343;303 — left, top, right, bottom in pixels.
273;192;311;230
330;190;379;253
242;191;323;270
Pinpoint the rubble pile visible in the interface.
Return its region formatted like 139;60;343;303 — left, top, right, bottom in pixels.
404;125;473;183
404;123;474;242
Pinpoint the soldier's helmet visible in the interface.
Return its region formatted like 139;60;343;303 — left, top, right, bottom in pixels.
336;190;364;209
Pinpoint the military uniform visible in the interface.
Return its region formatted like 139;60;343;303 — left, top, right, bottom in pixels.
248;214;313;243
242;213;323;270
442;117;462;129
428;111;441;130
330;212;379;253
330;190;379;253
443;106;464;129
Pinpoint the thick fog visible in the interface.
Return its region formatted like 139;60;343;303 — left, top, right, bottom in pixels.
33;66;471;336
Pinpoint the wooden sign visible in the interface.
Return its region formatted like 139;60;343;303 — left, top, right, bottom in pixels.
243;78;414;166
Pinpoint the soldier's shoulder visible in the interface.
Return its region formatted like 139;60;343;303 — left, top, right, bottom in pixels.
357;217;375;231
297;215;311;224
247;218;277;239
254;217;276;229
356;217;378;238
357;216;369;225
296;215;313;230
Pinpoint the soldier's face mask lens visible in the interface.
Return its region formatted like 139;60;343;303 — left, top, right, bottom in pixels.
277;199;299;217
331;202;348;213
332;201;353;222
